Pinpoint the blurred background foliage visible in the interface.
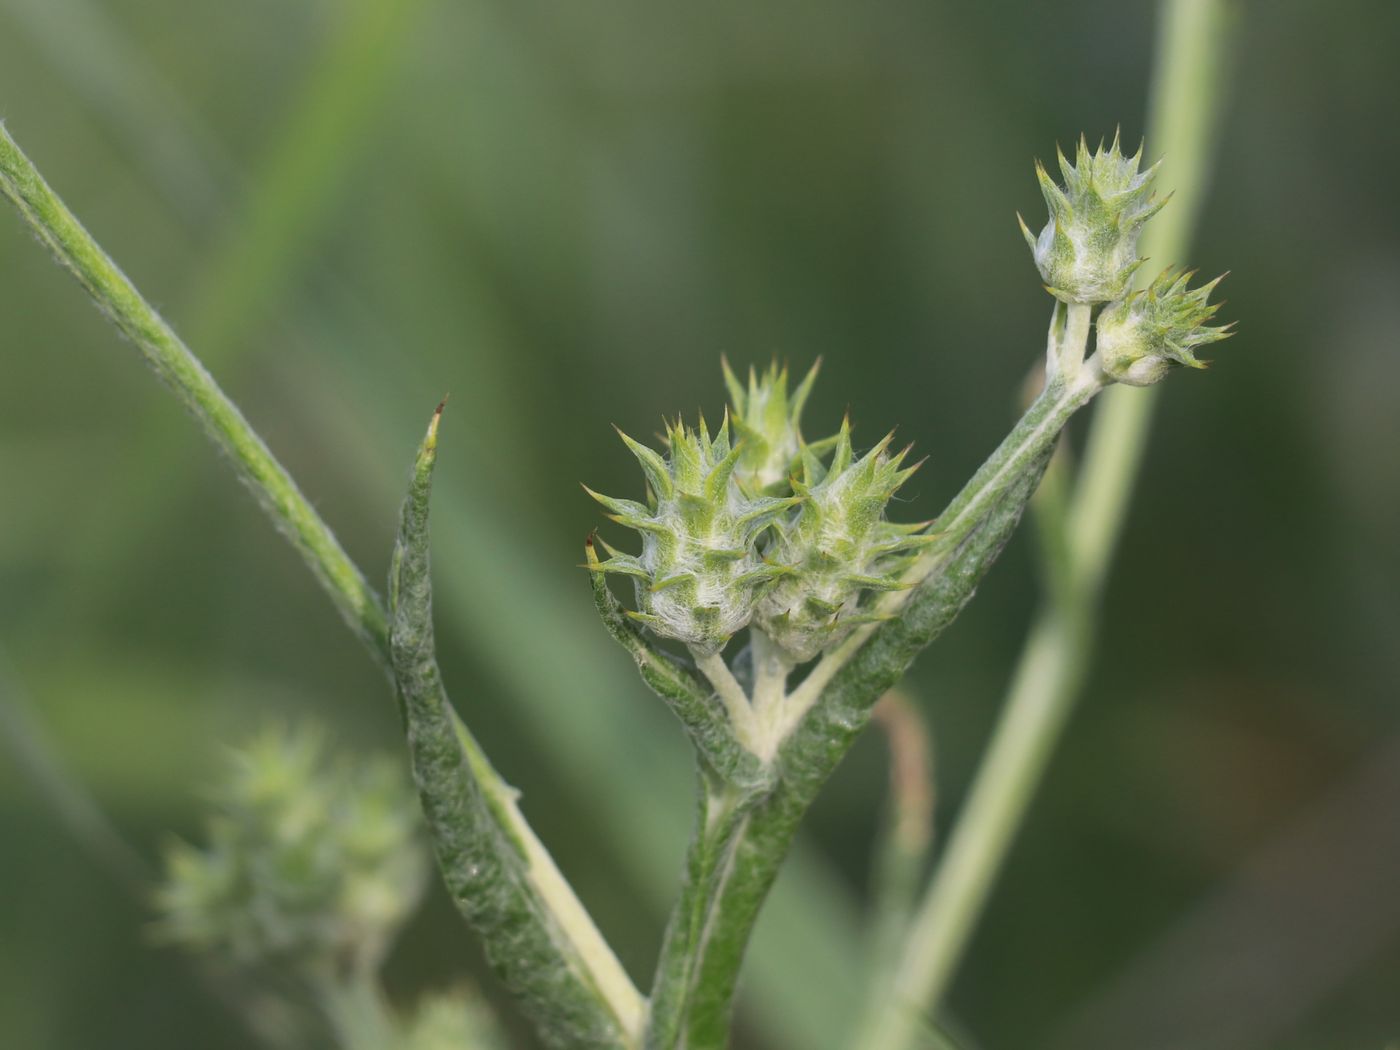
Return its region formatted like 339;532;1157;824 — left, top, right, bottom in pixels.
2;0;1398;1047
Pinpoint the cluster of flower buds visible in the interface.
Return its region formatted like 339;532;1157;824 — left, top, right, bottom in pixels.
587;365;925;663
1021;132;1233;386
156;725;427;979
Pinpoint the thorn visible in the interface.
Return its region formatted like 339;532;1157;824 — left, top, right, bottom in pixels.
424;395;449;451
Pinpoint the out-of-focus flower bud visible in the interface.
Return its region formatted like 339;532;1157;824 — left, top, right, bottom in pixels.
156;725;426;980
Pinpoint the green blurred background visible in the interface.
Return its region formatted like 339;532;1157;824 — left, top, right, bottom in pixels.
2;0;1398;1047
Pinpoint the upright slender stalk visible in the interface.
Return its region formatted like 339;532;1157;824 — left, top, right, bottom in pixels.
852;3;1235;1046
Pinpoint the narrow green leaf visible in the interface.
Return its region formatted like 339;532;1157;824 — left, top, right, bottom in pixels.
586;539;770;793
389;404;645;1050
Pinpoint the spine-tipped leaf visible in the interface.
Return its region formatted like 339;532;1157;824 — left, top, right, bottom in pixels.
390;404;644;1049
586;537;771;791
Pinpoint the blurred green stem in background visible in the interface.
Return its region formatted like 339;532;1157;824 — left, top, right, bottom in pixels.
0;650;151;896
863;691;936;1006
852;1;1237;1045
183;0;436;359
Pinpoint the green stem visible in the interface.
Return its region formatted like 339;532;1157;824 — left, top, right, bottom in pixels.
648;448;1059;1049
0;123;388;661
691;649;758;750
783;353;1101;744
923;371;1099;569
852;3;1235;1046
644;777;759;1049
318;972;400;1050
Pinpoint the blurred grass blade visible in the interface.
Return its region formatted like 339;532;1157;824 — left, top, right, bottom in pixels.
2;0;230;221
865;691;935;996
388;404;645;1049
0;650;150;895
186;0;436;359
0;124;387;656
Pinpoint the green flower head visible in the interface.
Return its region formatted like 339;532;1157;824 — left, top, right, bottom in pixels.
1019;132;1166;305
754;420;931;663
586;415;798;654
1095;268;1234;386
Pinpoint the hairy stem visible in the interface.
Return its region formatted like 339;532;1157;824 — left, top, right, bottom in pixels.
748;629;794;758
924;370;1100;564
691;649;758;750
648;453;1055;1048
644;777;759;1049
853;3;1236;1046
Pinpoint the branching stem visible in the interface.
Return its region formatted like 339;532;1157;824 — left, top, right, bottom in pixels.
852;4;1235;1047
691;649;758;751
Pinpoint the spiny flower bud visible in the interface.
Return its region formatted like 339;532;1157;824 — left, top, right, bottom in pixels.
586;416;798;655
1096;268;1234;386
1019;132;1166;305
722;357;833;495
754;421;931;663
156;726;427;979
